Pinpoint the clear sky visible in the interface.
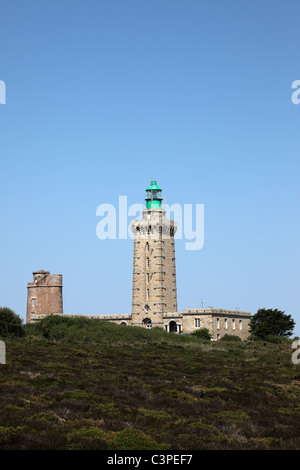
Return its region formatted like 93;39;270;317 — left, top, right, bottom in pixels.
0;0;299;335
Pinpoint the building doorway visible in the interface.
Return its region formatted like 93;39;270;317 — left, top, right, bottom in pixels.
169;321;177;333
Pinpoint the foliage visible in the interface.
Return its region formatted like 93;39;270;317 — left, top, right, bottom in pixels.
220;334;242;342
249;308;295;341
25;314;203;346
0;307;24;339
190;328;212;340
264;335;291;344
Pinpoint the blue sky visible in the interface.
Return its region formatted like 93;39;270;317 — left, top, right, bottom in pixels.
0;0;299;335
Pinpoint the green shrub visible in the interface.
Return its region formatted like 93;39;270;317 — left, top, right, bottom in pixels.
25;314;203;346
264;335;291;344
27;315;101;342
0;307;24;338
191;328;212;340
220;334;242;342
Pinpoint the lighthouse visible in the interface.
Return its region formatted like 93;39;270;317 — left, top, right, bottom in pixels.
130;181;178;329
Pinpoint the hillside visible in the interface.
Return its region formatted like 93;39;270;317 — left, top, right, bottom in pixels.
0;315;299;450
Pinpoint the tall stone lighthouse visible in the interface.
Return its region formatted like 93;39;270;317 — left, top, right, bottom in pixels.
130;181;178;329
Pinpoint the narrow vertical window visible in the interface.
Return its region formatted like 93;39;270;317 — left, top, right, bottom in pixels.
195;318;200;328
239;319;242;330
31;298;36;307
147;273;150;283
224;319;228;329
146;289;149;300
232;319;235;330
216;318;220;329
146;242;149;252
147;258;150;268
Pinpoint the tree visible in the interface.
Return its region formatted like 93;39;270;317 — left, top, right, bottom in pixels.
0;307;24;338
249;308;295;341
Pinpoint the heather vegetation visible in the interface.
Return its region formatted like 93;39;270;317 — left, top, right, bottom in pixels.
0;315;299;450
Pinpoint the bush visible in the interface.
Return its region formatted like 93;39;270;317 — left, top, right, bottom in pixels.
220;334;242;342
264;335;291;344
191;328;212;340
29;315;97;341
0;307;24;338
26;314;203;346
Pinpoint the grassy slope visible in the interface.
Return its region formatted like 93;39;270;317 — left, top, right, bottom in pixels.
0;317;300;450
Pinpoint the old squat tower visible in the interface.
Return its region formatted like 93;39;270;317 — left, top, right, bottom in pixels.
130;181;178;329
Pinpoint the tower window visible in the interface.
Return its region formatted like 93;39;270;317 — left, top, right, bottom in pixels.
31;298;36;307
147;273;150;283
146;289;149;300
147;258;150;268
195;318;200;328
232;319;236;330
216;318;220;329
224;319;228;329
146;242;149;252
239;319;242;330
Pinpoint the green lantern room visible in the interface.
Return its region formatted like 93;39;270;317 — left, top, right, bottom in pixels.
145;180;163;209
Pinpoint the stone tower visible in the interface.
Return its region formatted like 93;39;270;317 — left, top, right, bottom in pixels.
26;270;63;323
130;181;177;329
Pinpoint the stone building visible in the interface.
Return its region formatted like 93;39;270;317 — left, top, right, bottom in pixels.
26;270;63;323
26;181;251;340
